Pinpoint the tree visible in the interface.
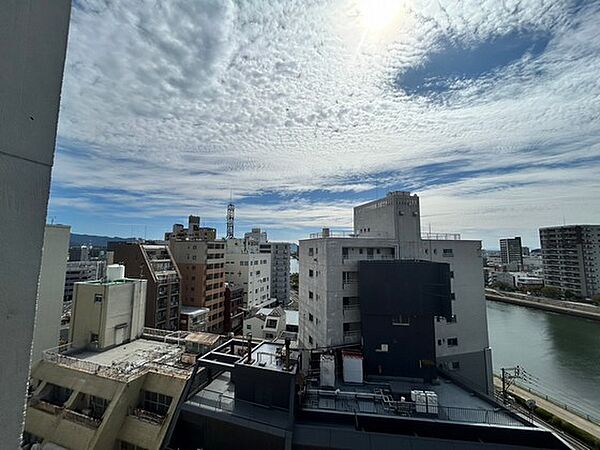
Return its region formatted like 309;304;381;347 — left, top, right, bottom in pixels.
290;272;299;291
541;286;561;299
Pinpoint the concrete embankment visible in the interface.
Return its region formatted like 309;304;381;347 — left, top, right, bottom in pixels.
493;377;600;442
486;293;600;322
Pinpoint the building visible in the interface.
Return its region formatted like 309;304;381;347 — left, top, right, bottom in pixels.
540;225;600;298
299;192;493;395
112;243;182;330
260;241;292;305
243;306;299;341
359;260;453;381
179;306;209;332
1;1;71;445
31;225;70;366
167;218;226;333
225;240;273;309
164;215;216;241
63;260;106;302
493;271;544;290
224;283;244;334
500;236;524;269
69;265;147;349
167;338;569;450
23;265;222;450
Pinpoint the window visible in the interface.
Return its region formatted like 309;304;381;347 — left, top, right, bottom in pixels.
265;318;278;328
119;440;148;450
141;391;172;416
309;269;314;277
309;313;314;322
309;291;314;299
308;335;313;344
392;315;410;326
90;333;99;343
342;247;349;258
450;361;460;370
94;294;103;303
450;271;454;278
443;248;454;257
376;343;389;352
342;271;359;284
437;339;443;346
447;337;458;347
308;248;314;256
451;293;456;300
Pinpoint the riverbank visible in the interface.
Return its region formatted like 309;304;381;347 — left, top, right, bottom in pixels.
486;292;600;321
493;377;600;444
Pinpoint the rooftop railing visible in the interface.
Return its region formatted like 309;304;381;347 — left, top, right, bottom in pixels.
421;232;461;240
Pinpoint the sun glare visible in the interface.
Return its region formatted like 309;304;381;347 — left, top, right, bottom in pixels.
358;0;404;31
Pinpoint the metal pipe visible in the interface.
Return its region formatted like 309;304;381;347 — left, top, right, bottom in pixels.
284;337;291;370
246;333;253;364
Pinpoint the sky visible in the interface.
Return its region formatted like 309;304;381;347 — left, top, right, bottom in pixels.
48;0;600;249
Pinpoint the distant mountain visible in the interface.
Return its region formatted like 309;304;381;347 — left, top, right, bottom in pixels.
70;233;138;248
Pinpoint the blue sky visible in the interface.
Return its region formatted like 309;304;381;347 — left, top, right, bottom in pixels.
48;0;600;248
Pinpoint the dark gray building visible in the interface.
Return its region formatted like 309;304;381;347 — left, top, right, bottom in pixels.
359;260;452;381
260;242;292;306
168;338;570;450
500;236;523;268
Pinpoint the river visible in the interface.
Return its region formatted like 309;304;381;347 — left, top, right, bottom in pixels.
487;301;600;420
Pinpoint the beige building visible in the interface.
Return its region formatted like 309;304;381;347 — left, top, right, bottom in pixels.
70;265;147;350
23;264;221;450
167;217;226;333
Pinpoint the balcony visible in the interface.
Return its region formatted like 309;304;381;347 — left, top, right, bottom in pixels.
343;330;361;344
64;409;102;428
131;408;165;425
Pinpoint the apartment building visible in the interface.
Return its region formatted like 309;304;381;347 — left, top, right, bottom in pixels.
23;265;220;450
31;225;70;366
226;239;273;309
164;215;216;241
111;243;181;330
224;283;244;334
299;192;493;395
260;241;292;306
540;225;600;298
499;236;523;269
167;219;226;333
63;260;106;302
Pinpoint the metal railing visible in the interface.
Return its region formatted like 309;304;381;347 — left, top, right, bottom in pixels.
421;232;461;240
132;407;165;425
302;389;523;427
63;409;102;428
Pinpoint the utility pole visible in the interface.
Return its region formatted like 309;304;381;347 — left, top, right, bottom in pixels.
500;366;523;404
502;368;506;403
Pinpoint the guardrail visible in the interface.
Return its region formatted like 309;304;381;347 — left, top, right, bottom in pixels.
301;389;522;427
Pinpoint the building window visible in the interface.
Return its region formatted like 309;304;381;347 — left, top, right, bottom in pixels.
450;293;456;300
90;333;99;343
309;291;314;299
141;391;172;416
308;248;314;256
450;361;460;370
447;337;458;347
309;313;314;322
342;271;359;284
265;318;277;328
443;249;454;257
437;339;443;346
94;294;103;303
375;343;389;352
392;315;410;326
119;441;148;450
309;269;314;277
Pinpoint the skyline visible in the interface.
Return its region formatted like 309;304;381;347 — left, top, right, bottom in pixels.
48;0;600;248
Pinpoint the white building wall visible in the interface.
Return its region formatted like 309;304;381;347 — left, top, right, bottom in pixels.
31;225;70;365
0;1;71;445
299;237;397;349
225;251;271;309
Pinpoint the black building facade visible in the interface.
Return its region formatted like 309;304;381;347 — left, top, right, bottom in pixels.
359;260;453;380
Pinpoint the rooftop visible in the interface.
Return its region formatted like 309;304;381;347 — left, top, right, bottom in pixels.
301;377;525;428
43;338;192;381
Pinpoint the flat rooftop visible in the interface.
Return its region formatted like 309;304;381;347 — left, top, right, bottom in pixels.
302;377;526;428
49;338;193;381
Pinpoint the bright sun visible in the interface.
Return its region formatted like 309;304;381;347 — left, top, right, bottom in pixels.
357;0;404;31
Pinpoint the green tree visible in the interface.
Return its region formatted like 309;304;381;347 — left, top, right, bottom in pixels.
541;286;561;299
290;272;299;291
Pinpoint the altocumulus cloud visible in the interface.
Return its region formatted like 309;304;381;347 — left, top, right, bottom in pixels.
50;0;600;246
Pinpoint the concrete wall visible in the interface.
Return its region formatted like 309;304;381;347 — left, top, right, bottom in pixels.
31;225;70;364
0;0;71;445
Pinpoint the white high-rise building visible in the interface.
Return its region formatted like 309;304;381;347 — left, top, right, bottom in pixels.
225;240;272;309
299;192;493;395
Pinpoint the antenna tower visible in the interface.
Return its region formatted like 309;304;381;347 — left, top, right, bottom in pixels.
226;203;235;238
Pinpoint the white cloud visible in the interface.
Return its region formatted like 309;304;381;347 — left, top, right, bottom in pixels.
51;0;600;246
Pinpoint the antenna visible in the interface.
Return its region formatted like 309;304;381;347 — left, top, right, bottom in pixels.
227;202;235;239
